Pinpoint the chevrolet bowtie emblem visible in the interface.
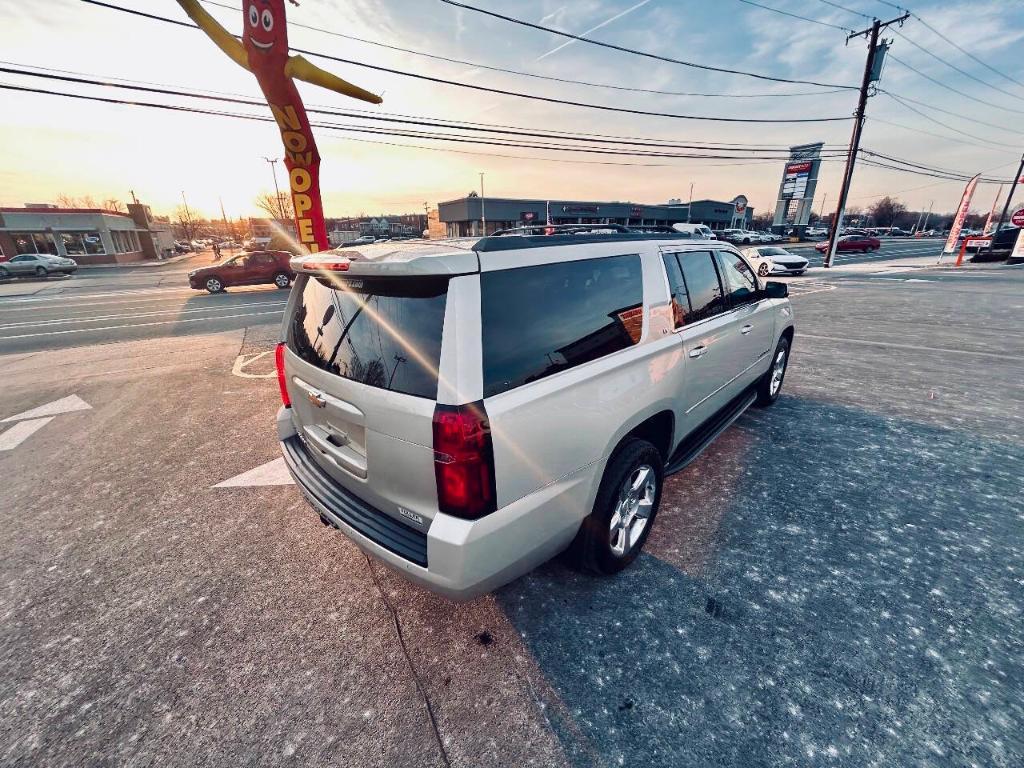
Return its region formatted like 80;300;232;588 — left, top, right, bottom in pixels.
307;391;327;408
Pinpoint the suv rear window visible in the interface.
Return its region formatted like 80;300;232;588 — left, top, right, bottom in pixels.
288;274;448;399
480;254;643;397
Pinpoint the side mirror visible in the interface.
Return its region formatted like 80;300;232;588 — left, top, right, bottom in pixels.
762;281;788;299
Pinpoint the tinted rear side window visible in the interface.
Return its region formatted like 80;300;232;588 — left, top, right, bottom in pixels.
481;254;643;397
677;251;725;323
288;275;448;399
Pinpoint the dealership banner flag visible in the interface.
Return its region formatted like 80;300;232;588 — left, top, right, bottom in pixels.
175;0;381;253
942;174;981;255
982;185;1003;235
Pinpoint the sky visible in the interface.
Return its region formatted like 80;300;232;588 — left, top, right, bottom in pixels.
1;0;1022;221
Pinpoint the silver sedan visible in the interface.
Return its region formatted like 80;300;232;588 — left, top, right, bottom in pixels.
0;253;79;278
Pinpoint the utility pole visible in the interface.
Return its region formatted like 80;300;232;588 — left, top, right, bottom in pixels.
687;182;694;222
479;172;486;236
818;192;828;224
990;152;1024;239
824;13;909;268
263;157;285;220
219;197;231;247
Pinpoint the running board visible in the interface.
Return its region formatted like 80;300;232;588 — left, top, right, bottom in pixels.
664;389;757;477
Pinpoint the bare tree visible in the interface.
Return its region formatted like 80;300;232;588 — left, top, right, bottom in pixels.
102;198;126;214
174;204;199;242
254;191;293;220
868;196;908;227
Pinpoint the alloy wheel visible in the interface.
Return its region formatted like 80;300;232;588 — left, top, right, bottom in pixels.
769;348;788;396
609;464;656;557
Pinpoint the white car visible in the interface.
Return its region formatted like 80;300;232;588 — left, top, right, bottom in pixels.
742;246;809;276
277;232;794;599
671;223;716;240
805;227;828;239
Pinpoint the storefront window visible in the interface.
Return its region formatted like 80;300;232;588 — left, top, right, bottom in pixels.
60;231;105;255
12;232;57;255
61;233;86;255
83;231;105;254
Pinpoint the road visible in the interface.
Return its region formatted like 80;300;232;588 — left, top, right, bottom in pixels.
0;251;289;354
1;247;1022;767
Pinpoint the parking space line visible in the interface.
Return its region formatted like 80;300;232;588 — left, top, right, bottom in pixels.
801;334;1024;362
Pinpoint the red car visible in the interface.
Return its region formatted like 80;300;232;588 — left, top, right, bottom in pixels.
188;250;295;293
815;234;881;254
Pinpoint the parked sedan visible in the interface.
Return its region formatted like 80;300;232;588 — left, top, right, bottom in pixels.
815;234;881;254
742;246;810;276
188;250;295;293
0;253;78;278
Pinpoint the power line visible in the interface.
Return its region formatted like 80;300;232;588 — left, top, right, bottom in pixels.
0;60;835;151
8;81;1011;186
0;65;851;155
868;115;1012;153
880;88;1024;136
813;0;873;21
0;81;840;164
436;0;856;90
890;28;1024;104
733;0;853;32
874;0;1024;89
78;0;854;124
887;54;1024;116
883;91;1021;149
199;0;848;100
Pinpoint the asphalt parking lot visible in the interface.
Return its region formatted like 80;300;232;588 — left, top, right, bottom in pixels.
1;252;1022;766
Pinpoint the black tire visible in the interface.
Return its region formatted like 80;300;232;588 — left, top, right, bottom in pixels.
566;438;663;575
35;266;48;277
273;271;291;289
205;276;224;293
757;262;770;277
755;336;791;407
0;266;9;279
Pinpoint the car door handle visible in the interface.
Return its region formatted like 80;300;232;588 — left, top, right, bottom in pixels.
688;345;707;358
740;324;754;335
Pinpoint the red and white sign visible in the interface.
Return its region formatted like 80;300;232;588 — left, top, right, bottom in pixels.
943;174;981;254
1010;208;1024;227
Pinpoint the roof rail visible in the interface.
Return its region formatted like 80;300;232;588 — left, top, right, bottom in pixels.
489;223;690;237
473;226;698;253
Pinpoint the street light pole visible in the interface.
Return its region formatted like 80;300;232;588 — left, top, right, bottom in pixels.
687;182;694;222
263;157;285;220
479;172;486;236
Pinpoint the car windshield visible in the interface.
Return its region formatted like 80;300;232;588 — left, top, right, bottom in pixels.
761;247;789;256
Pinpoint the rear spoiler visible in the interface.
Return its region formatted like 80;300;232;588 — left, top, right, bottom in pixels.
290;249;479;277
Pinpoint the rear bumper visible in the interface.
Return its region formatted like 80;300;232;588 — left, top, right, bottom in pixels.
277;406;588;601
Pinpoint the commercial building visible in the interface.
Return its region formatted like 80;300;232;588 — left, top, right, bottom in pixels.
436;196;754;238
0;202;175;264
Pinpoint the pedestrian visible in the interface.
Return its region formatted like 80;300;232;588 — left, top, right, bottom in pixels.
213;242;221;261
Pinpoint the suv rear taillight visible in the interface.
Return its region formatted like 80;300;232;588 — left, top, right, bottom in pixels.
432;401;496;520
275;342;291;407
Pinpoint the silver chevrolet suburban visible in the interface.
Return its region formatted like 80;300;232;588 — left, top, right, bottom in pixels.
275;226;794;600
